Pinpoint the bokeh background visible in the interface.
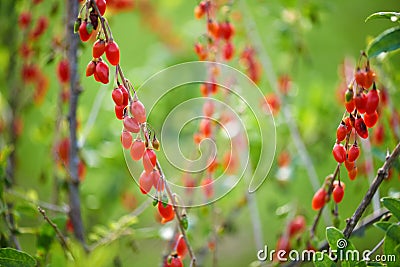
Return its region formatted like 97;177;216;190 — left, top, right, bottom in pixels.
0;0;399;266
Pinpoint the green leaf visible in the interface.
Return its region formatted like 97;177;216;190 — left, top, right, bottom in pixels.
384;224;400;267
382;197;400;220
386;224;400;243
313;252;335;267
181;214;188;230
365;12;400;23
326;227;357;266
356;261;367;267
374;221;393;232
367;26;400;58
326;227;355;250
0;248;36;267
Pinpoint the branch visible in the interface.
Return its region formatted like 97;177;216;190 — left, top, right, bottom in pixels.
38;206;74;259
156;161;197;266
67;0;86;247
343;142;400;238
284;208;391;267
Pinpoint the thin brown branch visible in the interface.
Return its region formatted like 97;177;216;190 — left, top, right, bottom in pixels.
67;0;86;247
38;206;74;259
343;142;400;238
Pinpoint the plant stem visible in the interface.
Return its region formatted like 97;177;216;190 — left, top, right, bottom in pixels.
156;161;197;266
67;0;86;247
3;1;21;250
38;207;74;259
343;142;400;238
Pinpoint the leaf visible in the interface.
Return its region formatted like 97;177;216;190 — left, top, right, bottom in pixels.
313;252;335;267
374;221;393;232
386;224;400;243
367;26;400;58
384;224;400;267
0;248;36;267
382;197;400;220
365;12;400;23
326;227;357;266
356;261;367;267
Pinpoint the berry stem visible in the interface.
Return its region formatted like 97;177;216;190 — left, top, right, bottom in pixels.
156;160;197;267
90;0;110;41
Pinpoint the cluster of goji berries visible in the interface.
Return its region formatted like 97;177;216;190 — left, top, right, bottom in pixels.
75;0;120;84
76;1;188;265
194;1;235;62
312;54;380;210
18;1;50;105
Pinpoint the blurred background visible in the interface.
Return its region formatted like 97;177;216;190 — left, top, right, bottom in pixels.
0;0;399;266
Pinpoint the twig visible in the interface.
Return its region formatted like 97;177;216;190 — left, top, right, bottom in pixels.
343;142;400;238
284;208;390;267
156;161;197;266
310;164;340;238
38;206;74;259
67;0;86;247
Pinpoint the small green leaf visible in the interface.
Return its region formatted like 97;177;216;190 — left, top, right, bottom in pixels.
356;261;367;267
86;22;94;35
367;26;400;58
326;227;357;266
382;197;400;220
374;221;393;232
74;18;81;33
0;248;36;267
386;224;400;243
152;198;158;207
365;12;400;23
384;224;400;267
313;252;335;267
181;214;188;230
